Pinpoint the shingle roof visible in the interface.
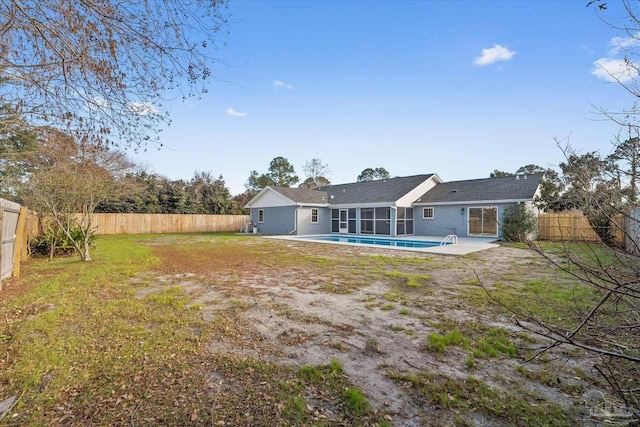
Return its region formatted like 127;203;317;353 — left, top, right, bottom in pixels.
270;187;329;204
414;174;543;204
317;174;434;204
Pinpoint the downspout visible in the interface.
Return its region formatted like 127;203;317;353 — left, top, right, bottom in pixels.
289;206;300;235
391;205;397;237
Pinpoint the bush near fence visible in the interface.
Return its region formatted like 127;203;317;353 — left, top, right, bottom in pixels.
27;213;250;237
538;212;625;245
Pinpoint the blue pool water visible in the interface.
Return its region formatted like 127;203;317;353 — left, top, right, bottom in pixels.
297;235;447;248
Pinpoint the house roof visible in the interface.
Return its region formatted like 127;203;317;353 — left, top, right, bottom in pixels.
317;174;435;204
414;173;543;204
269;187;329;204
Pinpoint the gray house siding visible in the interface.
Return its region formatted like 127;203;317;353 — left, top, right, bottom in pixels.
414;203;515;237
251;206;297;235
297;207;331;235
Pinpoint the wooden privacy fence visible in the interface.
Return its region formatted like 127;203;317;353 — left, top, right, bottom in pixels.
28;213;250;236
0;198;28;289
538;212;624;245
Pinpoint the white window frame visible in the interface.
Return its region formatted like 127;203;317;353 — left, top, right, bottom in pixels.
422;207;434;219
258;209;264;223
311;208;319;224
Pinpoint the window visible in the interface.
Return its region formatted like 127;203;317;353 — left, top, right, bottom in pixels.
360;207;391;235
258;209;264;223
361;208;374;234
397;207;414;235
468;207;498;236
311;208;318;223
422;207;434;219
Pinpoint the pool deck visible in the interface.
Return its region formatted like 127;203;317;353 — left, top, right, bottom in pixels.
265;234;500;255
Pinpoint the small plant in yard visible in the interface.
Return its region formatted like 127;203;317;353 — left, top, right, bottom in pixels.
329;358;343;375
426;329;468;353
466;355;476;369
365;338;382;354
381;303;394;311
343;387;369;416
299;365;323;384
399;308;410;315
472;327;517;359
282;395;308;422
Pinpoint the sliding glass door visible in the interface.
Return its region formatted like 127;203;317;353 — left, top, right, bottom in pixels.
468;207;498;236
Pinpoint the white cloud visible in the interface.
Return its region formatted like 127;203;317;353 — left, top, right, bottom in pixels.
591;58;637;83
129;101;158;116
609;33;640;55
273;80;293;89
226;107;247;117
474;44;516;66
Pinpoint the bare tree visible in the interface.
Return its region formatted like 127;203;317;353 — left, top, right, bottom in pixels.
0;0;228;149
21;131;135;261
494;139;640;409
300;158;331;189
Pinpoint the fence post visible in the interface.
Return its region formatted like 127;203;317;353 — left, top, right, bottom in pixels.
20;208;28;261
12;207;28;278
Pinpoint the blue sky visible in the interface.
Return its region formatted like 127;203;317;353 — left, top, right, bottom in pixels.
130;0;637;195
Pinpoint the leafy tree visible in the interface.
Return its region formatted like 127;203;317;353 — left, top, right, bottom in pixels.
246;156;299;190
188;171;234;214
534;169;565;212
607;134;639;203
20;132;135;261
515;164;547;175
357;167;391;182
98;170;237;214
489;170;514;178
267;156;299;187
245;170;275;192
0;118;38;200
0;0;228;149
300;158;331;189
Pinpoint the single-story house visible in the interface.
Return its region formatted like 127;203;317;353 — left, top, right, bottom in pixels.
245;173;543;239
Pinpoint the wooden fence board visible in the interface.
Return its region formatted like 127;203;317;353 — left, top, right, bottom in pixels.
0;198;23;287
538;212;625;245
27;213;250;236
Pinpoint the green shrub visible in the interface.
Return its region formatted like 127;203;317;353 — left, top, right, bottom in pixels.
501;204;537;242
30;224;96;258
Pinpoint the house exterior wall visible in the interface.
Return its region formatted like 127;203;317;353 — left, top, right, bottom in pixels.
414;203;518;237
297;206;331;235
251;206;296;235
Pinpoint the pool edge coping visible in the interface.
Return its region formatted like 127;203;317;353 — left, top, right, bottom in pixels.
263;234;499;255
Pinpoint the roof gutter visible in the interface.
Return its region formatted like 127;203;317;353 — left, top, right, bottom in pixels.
413;198;533;206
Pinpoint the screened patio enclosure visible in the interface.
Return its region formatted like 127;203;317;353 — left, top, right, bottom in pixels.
330;207;414;236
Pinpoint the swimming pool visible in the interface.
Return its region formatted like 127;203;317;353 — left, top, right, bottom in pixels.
296;235;448;248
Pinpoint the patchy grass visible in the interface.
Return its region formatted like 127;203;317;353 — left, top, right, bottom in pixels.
0;235;392;426
426;329;468;353
390;371;572;426
384;271;431;287
0;234;618;426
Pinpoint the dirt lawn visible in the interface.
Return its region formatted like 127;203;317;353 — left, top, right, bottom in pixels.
131;235;613;426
